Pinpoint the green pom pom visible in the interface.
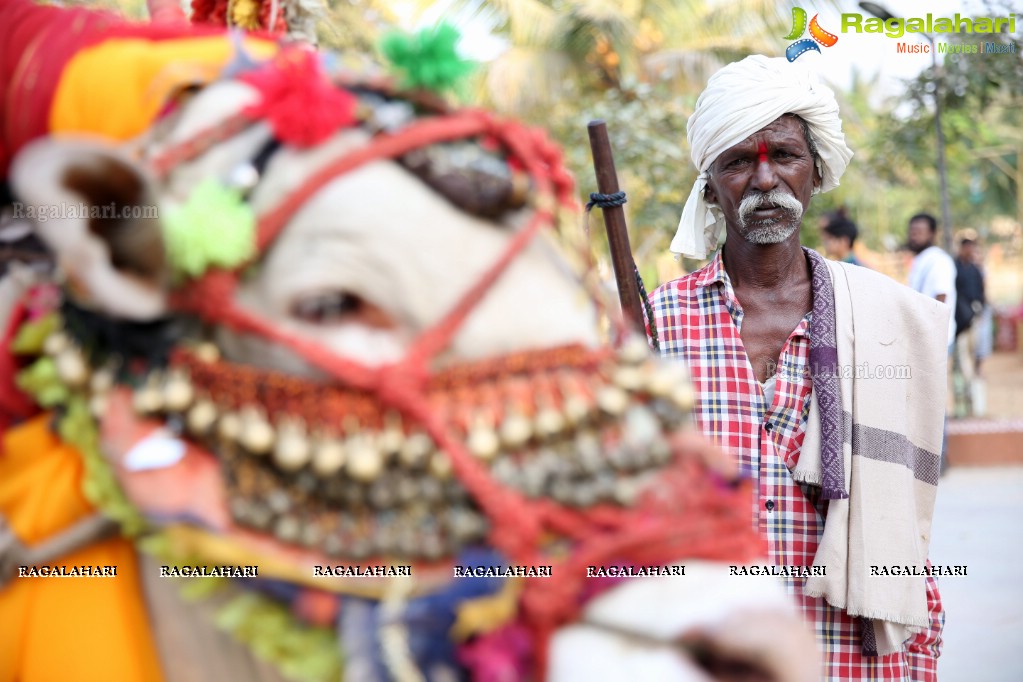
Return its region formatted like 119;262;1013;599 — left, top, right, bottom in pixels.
10;313;58;355
16;358;69;407
380;22;476;93
163;179;256;279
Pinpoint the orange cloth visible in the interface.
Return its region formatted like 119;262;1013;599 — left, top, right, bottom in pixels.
50;35;278;142
0;415;164;682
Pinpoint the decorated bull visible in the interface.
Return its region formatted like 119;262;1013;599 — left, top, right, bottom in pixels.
0;1;817;681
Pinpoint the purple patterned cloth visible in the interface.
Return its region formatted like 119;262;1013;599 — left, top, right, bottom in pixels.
805;249;848;500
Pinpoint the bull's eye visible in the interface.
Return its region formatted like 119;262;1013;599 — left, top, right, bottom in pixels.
290;291;363;324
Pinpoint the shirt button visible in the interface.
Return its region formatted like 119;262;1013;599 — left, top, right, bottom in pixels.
765;421;774;432
765;500;775;511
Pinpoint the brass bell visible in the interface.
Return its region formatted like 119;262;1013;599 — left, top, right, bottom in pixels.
43;331;69;357
161;370;195;412
238;408;275;455
399;432;433;468
379;412;405;458
429;451;453;480
311;438;346;477
534;407;566;440
499;411;532;449
217;410;242;442
193;342;221;364
563;394;591;426
596;385;629;416
467;421;500;461
132;372;165;415
617;336;651;365
55;346;90;388
645;362;689;398
89;367;115;394
274;421;312;472
88;393;108;419
346;436;383;482
612;365;645;392
622;404;661;451
186;400;219;436
670;384;695;412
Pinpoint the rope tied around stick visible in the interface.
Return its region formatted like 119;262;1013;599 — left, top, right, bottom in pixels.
585;191;627;211
582;187;660;351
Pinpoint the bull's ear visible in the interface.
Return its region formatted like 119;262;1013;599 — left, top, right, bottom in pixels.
11;137;169;320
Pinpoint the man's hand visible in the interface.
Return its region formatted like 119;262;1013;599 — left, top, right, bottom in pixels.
671;430;740;481
0;515;33;588
678;608;821;682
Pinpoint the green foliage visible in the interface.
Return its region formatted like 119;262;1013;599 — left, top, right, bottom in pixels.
402;0;790;113
864;21;1023;235
59;396;149;536
215;592;342;682
316;0;398;54
534;79;695;269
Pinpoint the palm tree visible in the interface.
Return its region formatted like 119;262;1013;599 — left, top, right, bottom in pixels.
412;0;793;113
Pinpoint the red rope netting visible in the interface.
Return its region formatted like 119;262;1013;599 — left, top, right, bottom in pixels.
160;100;762;675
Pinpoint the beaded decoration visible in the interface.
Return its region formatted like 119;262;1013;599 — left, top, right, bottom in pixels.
42;323;695;563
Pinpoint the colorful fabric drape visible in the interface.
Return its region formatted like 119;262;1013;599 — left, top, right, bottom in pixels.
0;415;164;682
0;0;277;179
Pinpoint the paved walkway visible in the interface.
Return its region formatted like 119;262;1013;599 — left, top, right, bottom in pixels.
975;352;1023;421
931;466;1023;681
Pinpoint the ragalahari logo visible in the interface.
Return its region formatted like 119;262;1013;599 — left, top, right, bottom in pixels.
784;7;838;61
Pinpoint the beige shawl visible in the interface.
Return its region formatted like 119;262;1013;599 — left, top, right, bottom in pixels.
795;259;948;655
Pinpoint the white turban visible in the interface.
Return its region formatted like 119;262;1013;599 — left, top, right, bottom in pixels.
671;55;854;259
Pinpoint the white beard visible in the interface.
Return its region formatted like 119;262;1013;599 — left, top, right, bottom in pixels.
744;222;799;244
737;189;803;245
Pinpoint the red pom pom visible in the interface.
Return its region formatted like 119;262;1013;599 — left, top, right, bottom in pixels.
189;0;218;23
257;0;288;34
241;49;358;147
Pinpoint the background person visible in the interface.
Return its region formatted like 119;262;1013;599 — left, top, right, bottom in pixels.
953;232;987;417
907;212;957;349
820;210;864;266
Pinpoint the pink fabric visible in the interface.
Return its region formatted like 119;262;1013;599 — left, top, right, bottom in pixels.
0;298;36;451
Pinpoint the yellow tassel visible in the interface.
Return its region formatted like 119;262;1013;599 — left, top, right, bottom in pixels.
450;578;522;641
231;0;263;30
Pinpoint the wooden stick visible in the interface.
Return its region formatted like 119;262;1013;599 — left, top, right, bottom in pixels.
587;120;646;334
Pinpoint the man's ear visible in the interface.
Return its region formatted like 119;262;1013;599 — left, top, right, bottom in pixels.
703;174;719;206
11;137;169;320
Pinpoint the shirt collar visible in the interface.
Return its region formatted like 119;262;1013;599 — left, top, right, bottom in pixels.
696;247;815;337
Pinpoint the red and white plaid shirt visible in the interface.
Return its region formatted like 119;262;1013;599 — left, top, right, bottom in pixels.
650;250;943;681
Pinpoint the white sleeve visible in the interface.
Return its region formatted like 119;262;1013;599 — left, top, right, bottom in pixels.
927;255;956;299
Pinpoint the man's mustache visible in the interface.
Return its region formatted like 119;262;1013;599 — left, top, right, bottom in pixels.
738;189;803;223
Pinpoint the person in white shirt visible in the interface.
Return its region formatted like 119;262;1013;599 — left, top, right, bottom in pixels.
906;212;955;475
907;213;957;348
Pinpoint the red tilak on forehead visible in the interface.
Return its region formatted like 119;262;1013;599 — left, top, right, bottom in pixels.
757;141;768;162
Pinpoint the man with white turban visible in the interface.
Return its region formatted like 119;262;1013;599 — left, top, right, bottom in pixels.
650;56;949;681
